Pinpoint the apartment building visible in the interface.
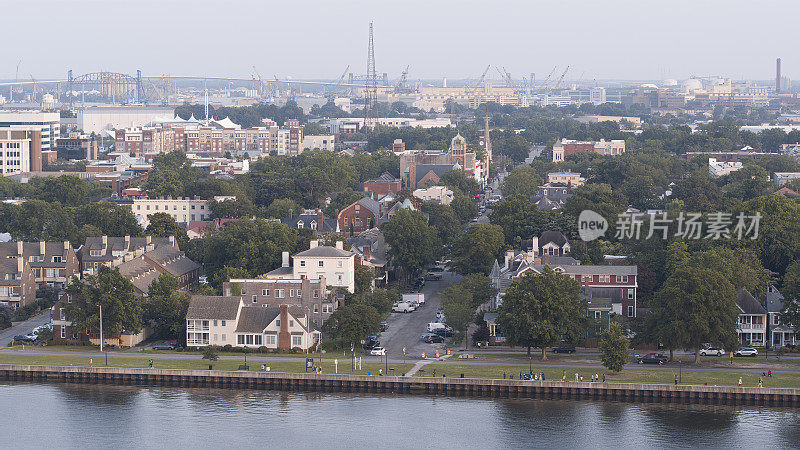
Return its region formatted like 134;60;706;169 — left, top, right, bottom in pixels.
552;139;626;162
0;250;37;309
327;117;452;135
119;197;210;228
184;118;303;157
185;297;321;351
303;134;335;151
0;241;79;290
114;126;177;155
413;185;454;205
0;111;60;151
77;235;177;275
547;172;585;186
55;132;99;160
263;241;356;293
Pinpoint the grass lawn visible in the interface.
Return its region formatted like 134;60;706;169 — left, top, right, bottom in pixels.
455;350;800;367
0;354;412;376
416;364;800;389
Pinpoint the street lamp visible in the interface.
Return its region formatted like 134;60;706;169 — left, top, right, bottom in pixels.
679;360;682;384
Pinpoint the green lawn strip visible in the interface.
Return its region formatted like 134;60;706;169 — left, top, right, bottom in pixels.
0;354;412;376
415;364;800;389
457;351;800;367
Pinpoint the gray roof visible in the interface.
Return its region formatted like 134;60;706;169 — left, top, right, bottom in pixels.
415;164;457;185
294;246;355;258
0;241;72;268
540;230;569;248
557;265;637;276
187;296;241;320
355;196;381;217
265;266;293;276
116;257;160;294
368;172;399;183
483;312;498;323
80;236;173;261
144;245;201;277
235;306;280;333
282;214;338;232
765;287;785;313
736;288;767;315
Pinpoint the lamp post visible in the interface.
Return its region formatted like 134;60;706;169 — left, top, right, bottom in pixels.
679;360;682;384
99;303;103;353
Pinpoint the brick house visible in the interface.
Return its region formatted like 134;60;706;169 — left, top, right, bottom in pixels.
0;250;37;309
0;241;79;290
364;172;402;199
337;197;383;236
223;275;336;328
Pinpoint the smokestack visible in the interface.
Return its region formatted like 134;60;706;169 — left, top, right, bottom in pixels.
777;58;782;94
282;251;289;268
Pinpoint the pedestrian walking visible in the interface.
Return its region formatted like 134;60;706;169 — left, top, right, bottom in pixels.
562;370;566;382
541;372;545;381
758;377;763;388
768;370;772;378
580;376;583;382
595;373;598;383
148;359;153;369
602;374;605;383
674;374;678;385
89;358;93;368
738;377;742;386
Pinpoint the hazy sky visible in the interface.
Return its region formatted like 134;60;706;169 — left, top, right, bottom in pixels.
3;0;798;82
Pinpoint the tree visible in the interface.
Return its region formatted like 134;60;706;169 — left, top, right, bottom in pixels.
145;212;189;249
143;274;191;344
380;209;441;279
440;284;476;350
781;260;800;303
420;202;461;245
599;321;629;372
354;264;375;295
489;195;546;246
321;304;381;349
202;346;219;368
351;288;399;316
265;198;301;219
738;195;800;277
457;274;497;308
651;266;739;364
496;267;587;359
502;166;542;199
63;267;142;338
451;223;505;275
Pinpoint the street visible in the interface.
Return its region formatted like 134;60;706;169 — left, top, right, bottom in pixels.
376;270;460;362
0;310;51;347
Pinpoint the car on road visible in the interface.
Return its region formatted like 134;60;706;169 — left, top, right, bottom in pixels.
734;347;758;357
434;328;454;337
363;339;380;351
422;333;444;343
637;353;668;365
380;322;388;332
551;346;576;354
13;334;37;343
370;347;386;356
700;347;725;356
427;322;449;333
152;341;177;351
392;302;415;313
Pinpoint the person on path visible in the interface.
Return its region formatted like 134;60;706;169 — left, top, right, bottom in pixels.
595;373;599;383
562;370;566;382
541;372;545;381
148;359;153;369
758;377;763;388
674;375;678;385
89;358;93;368
738;377;743;386
575;373;579;382
602;374;606;383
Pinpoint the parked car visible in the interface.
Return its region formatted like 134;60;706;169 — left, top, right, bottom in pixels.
699;347;725;356
392;302;415;313
370;347;386;356
425;272;442;281
363;339;380;351
152;341;177;351
423;334;444;344
734;347;758;357
434;328;454;337
427;322;447;333
13;334;36;343
638;353;668;365
552;346;576;354
380;322;388;332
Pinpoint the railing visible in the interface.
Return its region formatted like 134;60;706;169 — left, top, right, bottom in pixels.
739;323;765;330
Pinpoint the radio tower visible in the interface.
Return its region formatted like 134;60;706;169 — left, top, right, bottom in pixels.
364;21;378;133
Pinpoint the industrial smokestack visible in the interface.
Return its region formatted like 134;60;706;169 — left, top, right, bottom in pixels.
777;58;782;94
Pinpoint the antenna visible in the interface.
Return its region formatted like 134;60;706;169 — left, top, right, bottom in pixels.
364;21;378;133
204;80;209;126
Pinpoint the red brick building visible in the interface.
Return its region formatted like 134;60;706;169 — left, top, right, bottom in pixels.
337;197;383;236
364;172;402;199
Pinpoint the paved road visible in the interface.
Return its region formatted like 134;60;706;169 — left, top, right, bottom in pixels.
0;310;51;347
377;271;460;362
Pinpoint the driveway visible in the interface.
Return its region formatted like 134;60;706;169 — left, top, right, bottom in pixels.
378;271;460;362
0;310;51;347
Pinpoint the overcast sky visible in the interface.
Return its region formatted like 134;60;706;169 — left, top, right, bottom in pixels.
3;0;798;82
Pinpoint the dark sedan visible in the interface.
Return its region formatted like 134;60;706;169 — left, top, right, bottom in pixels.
551;346;576;354
637;353;668;365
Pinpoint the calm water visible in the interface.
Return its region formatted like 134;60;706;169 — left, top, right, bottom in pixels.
3;382;799;449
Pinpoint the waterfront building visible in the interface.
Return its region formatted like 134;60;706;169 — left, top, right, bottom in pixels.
0;240;79;290
263;241;356;293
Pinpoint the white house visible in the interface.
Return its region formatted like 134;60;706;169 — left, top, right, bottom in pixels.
736;288;767;346
413;186;454;205
186;296;321;351
765;285;797;348
264;240;356;293
709;158;743;177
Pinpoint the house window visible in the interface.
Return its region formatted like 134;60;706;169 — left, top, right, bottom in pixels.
61;325;65;339
313;304;319;313
594;311;601;319
262;289;270;296
627;306;634;317
292;336;302;347
289;289;295;297
89;250;102;257
289;320;294;327
245;335;253;345
338;261;343;268
254;335;263;346
213;320;218;326
628;289;634;299
276;289;284;298
221;334;226;341
300;261;306;267
313;289;319;298
266;335;276;345
252;295;257;303
622;275;629;283
237;335;245;345
318;261;324;267
221;320;226;326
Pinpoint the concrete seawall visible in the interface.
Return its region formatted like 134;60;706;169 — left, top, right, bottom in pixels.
2;364;798;407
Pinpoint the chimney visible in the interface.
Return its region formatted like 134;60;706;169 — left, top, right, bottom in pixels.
288;208;293;219
169;235;175;247
309;240;318;249
335;241;343;250
282;251;290;267
16;241;23;256
278;304;290;351
39;241;46;255
543;254;550;265
124;235;130;250
777;58;782;94
63;240;69;252
17;255;24;273
146;235;152;244
504;250;514;269
102;235;108;247
317;209;324;230
362;245;371;260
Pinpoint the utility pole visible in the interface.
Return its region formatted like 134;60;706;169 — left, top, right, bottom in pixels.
363;21;378;134
99;303;103;353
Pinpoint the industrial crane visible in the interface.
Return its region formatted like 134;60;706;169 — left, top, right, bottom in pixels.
394;65;410;93
468;65;492;95
328;65;350;98
252;66;266;97
30;75;45;105
552;65;570;91
536;66;557;94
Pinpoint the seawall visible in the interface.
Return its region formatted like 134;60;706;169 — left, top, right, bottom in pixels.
2;364;798;407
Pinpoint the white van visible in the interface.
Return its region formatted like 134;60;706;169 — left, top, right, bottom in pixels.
427;322;447;332
393;302;415;313
403;293;425;306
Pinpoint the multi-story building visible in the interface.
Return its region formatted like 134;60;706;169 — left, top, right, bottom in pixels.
303;134;335;151
55;132;99;160
765;285;797;348
264;241;356;293
119;197;211;228
547;172;585;186
772;172;800;186
114;126;176;156
0;111;60;151
736;288;767;346
399;134;482;188
77;235;177;275
77;106;174;134
115;244;201;296
327;117;452;135
552;139;626;162
0;241;79;290
224;272;335;327
0;249;37;309
413;186;454;205
708;158;743;177
185;297;321;350
0;128;36;174
364;172;402;199
183;118;304;157
282;209;339;234
337;197;384;236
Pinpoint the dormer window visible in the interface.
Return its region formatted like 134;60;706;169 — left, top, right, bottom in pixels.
297;221;304;229
90;250;102;257
52;256;63;263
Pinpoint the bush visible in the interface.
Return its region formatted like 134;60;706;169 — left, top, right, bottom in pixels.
257;346;269;353
222;344;233;352
292;347;302;353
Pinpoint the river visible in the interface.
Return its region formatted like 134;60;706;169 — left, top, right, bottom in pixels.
3;382;798;448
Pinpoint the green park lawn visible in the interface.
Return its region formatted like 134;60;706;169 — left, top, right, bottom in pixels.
416;363;800;389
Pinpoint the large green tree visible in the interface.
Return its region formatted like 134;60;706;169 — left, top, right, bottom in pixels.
502;166;542;199
496;267;587;359
63;267;142;338
651;266;739;364
599;321;630;373
145;212;190;249
143;274;191;344
380;209;441;279
321;304;381;350
440;284;476;350
451;223;505;275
